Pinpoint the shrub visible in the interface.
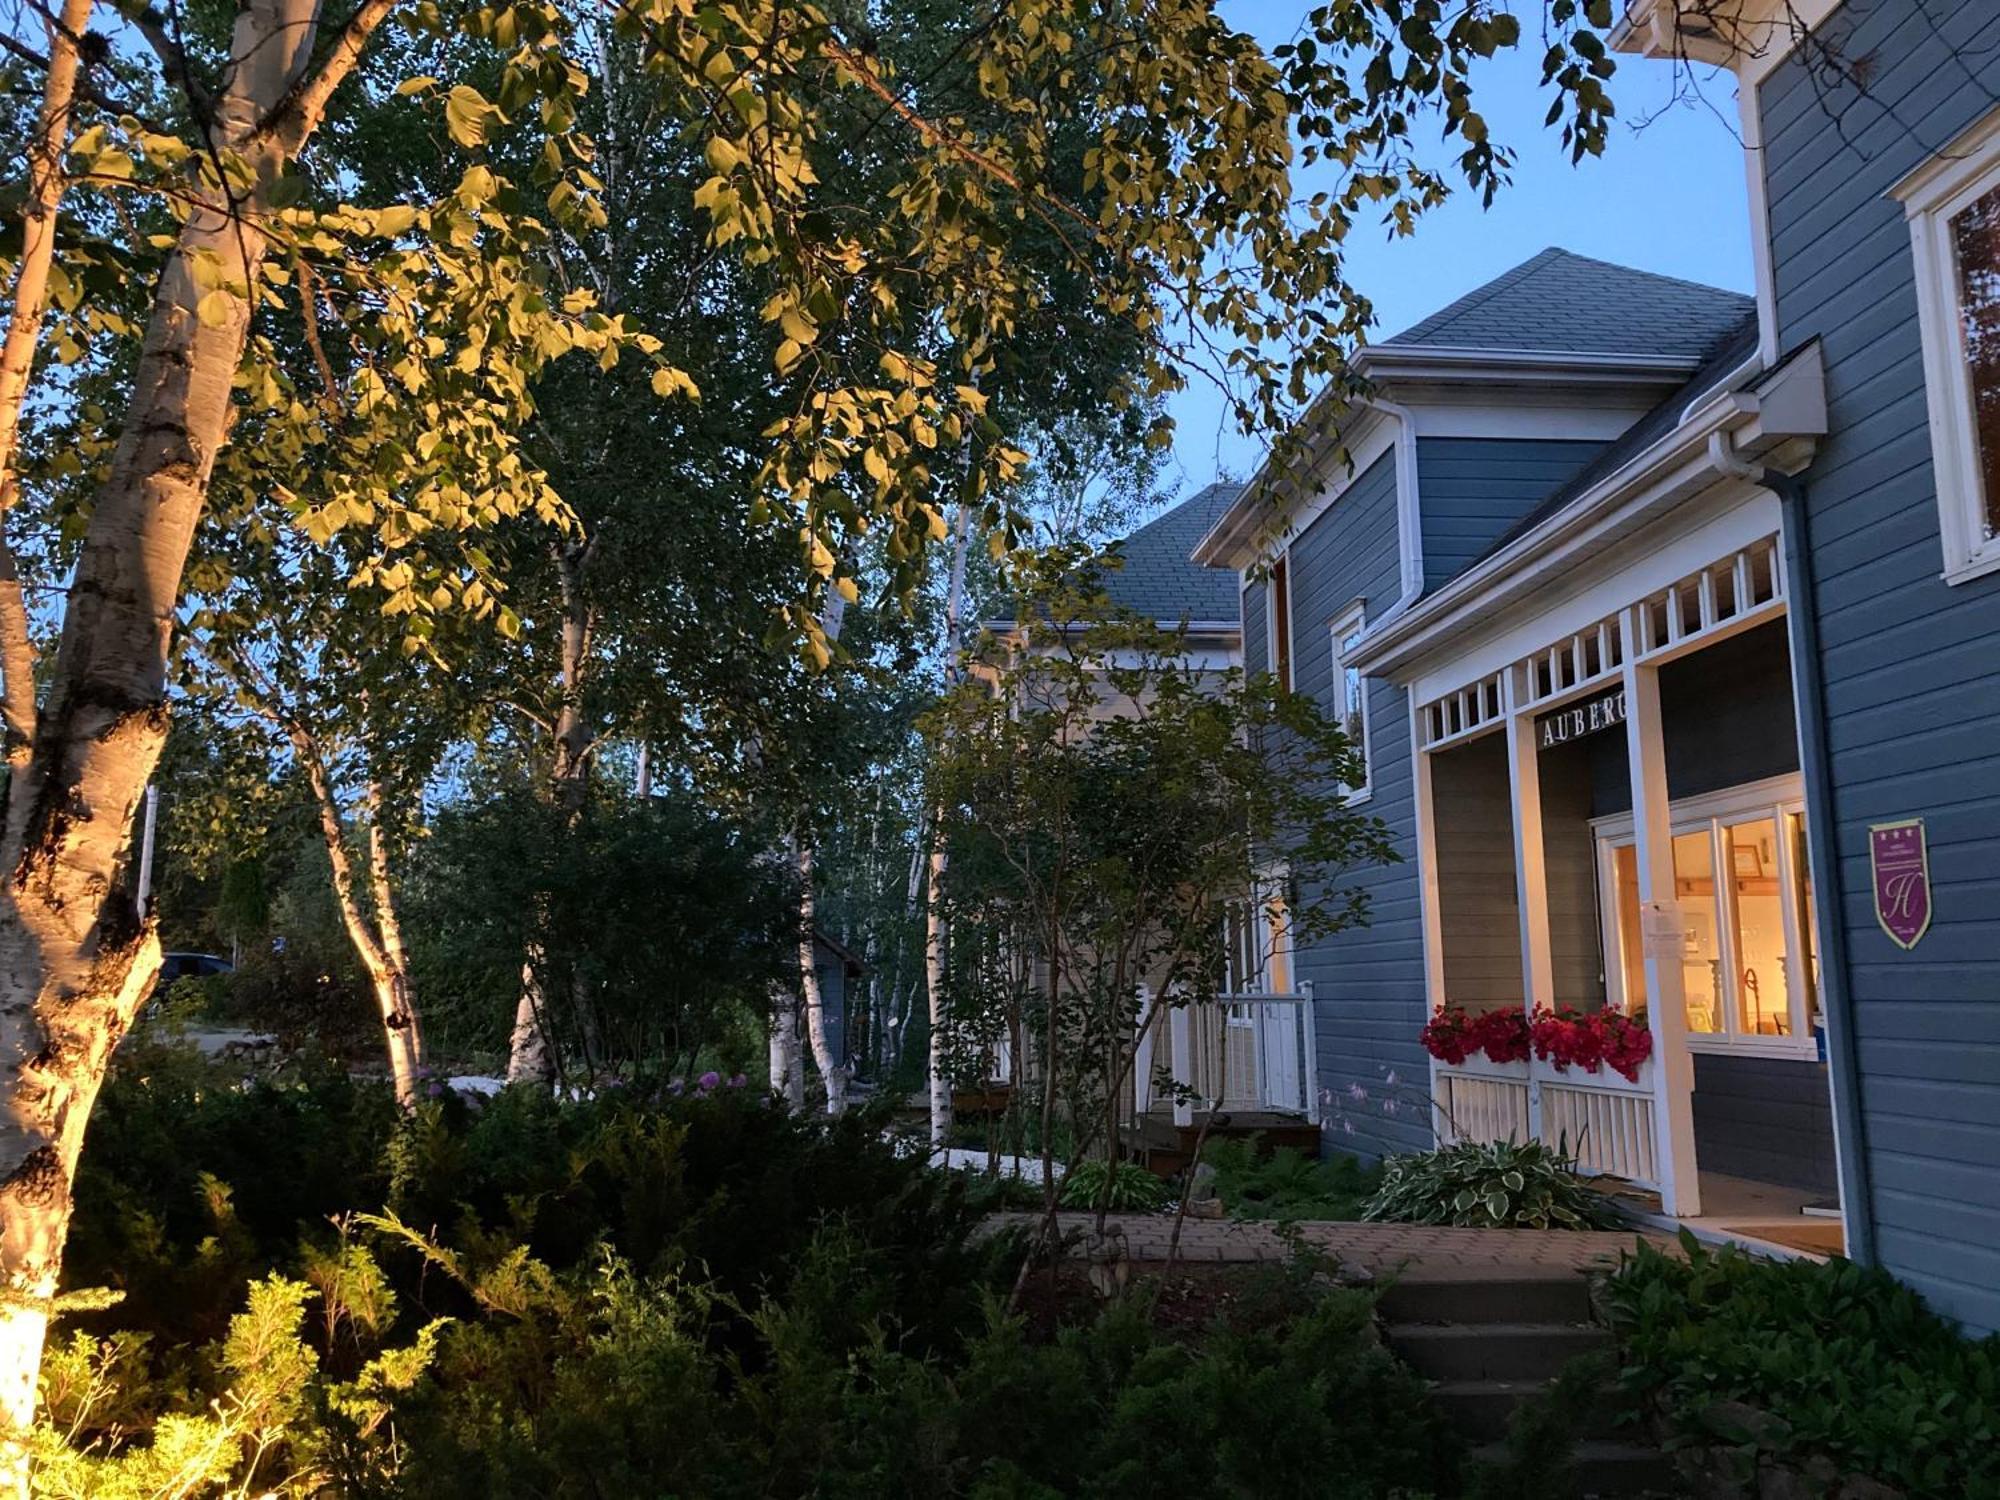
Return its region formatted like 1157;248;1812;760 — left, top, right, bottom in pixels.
1058;1159;1169;1212
1361;1139;1619;1230
1205;1140;1379;1222
48;1041;1465;1498
1604;1235;2000;1498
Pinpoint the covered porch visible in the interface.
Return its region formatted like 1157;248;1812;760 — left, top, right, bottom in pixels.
1398;507;1846;1254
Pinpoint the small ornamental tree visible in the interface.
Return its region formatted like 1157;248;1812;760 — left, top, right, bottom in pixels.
924;560;1396;1237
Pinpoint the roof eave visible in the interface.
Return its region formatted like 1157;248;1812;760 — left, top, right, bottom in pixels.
1354;344;1701;384
1350;342;1827;679
1191;343;1718;571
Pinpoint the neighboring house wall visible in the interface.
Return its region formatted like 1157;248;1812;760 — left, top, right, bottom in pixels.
1416;438;1605;589
1762;0;2000;1331
1270;451;1432;1157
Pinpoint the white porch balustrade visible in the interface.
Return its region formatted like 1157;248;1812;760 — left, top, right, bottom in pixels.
1134;984;1318;1128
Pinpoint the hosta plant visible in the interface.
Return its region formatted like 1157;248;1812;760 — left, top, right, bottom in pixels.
1362;1140;1619;1231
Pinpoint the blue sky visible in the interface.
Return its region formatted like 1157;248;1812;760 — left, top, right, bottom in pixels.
1162;12;1756;490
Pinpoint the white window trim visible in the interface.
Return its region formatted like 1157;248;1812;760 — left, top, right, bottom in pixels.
1591;774;1820;1062
1893;105;2000;587
1329;602;1373;804
1263;550;1294;690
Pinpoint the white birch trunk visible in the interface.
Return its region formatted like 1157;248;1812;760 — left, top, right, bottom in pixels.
795;841;847;1115
296;743;422;1110
507;539;594;1083
0;0;93;767
0;3;393;1471
766;983;804;1109
925;501;972;1148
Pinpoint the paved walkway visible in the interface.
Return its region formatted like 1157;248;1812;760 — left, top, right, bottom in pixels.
991;1213;1674;1281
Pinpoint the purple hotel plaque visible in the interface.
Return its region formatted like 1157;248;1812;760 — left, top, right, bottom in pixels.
1870;818;1933;951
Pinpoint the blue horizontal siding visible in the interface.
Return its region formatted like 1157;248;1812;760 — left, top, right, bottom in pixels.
1764;0;2000;1334
1279;450;1431;1159
1416;438;1604;589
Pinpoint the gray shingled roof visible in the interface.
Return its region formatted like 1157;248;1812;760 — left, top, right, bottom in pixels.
1100;481;1243;623
1381;247;1753;362
987;482;1243;629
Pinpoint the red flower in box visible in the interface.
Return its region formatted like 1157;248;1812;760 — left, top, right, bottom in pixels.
1529;1006;1653;1084
1470;1007;1532;1064
1420;1006;1532;1067
1419;1007;1474;1066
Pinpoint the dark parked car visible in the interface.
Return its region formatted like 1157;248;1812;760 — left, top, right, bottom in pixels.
155;952;234;986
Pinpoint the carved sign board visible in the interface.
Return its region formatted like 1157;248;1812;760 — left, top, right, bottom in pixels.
1538;688;1627;750
1870;818;1933;950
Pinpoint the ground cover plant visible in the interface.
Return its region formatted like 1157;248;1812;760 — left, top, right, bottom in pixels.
37;1043;1464;1498
1205;1141;1381;1223
1605;1235;2000;1498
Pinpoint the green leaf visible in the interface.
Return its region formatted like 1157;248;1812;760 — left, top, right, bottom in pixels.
445;85;501;148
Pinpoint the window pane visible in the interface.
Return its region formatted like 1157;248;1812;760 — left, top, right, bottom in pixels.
1786;811;1821;1030
1726;817;1789;1036
1340;626;1367;783
1271;558;1293;688
1673;829;1724;1034
1951;183;2000;540
1611;844;1645;1017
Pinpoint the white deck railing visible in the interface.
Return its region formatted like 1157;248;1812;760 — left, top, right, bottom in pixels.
1432;1054;1661;1192
1135;985;1318;1126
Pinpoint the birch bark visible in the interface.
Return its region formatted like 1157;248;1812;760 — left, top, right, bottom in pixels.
0;0;397;1478
925;501;971;1148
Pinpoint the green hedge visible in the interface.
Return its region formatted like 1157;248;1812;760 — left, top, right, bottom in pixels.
1604;1234;2000;1498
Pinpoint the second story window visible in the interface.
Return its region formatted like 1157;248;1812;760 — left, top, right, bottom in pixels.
1329;604;1371;800
1268;554;1293;689
1897;110;2000;586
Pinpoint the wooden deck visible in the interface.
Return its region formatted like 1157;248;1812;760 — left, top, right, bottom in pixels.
1124;1109;1321;1175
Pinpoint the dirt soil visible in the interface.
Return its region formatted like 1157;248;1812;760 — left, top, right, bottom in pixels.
1011;1257;1338;1343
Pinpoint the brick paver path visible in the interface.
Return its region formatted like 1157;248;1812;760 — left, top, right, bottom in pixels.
990;1213;1674;1281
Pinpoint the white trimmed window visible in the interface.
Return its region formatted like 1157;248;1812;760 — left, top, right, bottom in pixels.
1266;553;1294;689
1896;108;2000;586
1329;604;1371;801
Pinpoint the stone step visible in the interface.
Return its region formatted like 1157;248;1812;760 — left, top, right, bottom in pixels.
1387;1320;1611;1383
1469;1439;1676;1498
1431;1378;1550;1442
1377;1273;1596;1326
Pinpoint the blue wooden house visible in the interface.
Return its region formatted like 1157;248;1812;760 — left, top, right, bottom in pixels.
1175;0;2000;1335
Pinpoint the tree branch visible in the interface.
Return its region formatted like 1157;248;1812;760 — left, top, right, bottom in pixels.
255;0;402;149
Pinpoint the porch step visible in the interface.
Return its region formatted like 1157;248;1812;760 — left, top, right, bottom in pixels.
1387;1320;1610;1383
1378;1273;1595;1326
1430;1378;1554;1442
1469;1439;1676;1497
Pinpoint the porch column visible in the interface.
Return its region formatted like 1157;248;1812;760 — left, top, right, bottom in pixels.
1132;985;1155;1115
1169;998;1194;1129
1503;668;1554;1144
1409;700;1449;1144
1620;608;1702;1217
